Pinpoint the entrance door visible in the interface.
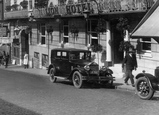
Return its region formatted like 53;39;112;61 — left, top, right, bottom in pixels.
21;30;29;58
112;24;124;64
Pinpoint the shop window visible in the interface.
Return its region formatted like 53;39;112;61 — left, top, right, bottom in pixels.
87;20;98;46
142;38;151;51
37;23;46;45
34;52;39;59
63;20;69;43
141;38;152;57
42;54;48;67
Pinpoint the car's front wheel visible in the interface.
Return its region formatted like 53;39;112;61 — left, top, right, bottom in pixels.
49;68;57;83
72;71;83;88
135;77;154;100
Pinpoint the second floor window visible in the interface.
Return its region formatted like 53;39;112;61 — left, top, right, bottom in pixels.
63;20;69;43
88;19;98;46
37;23;46;45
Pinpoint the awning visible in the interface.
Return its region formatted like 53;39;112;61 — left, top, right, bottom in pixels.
131;0;159;38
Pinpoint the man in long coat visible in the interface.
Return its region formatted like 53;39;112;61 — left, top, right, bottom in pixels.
122;47;138;87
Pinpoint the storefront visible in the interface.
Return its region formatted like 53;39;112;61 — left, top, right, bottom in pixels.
27;0;155;68
131;0;159;69
11;20;30;65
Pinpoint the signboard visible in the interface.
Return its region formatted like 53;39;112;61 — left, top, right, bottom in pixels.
33;0;156;18
0;27;7;37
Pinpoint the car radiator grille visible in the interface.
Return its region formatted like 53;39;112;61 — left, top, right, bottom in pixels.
89;65;99;74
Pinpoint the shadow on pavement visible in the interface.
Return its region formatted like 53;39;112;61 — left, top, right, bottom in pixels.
0;98;41;115
54;80;116;89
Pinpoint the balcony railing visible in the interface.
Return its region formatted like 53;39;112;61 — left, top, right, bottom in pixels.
4;10;28;20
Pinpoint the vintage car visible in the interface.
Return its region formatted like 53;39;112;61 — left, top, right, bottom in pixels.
47;48;114;88
135;66;159;100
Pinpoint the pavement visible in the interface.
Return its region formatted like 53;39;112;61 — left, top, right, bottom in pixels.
0;64;155;91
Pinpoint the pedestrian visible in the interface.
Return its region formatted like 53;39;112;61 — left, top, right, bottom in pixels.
122;47;137;87
4;51;9;68
23;52;28;69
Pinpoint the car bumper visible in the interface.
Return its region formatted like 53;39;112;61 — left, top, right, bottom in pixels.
82;75;115;81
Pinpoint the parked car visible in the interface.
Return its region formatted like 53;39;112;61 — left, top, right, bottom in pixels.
135;66;159;100
47;48;114;88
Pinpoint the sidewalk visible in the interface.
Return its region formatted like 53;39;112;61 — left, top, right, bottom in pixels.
0;64;154;91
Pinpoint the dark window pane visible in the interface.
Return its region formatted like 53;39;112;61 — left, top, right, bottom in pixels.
64;37;68;43
91;33;98;37
41;37;45;44
64;26;68;36
92;39;98;45
41;27;45;35
91;20;98;32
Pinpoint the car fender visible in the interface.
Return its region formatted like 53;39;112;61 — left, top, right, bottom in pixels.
136;73;158;90
69;67;88;79
100;68;113;76
47;64;55;74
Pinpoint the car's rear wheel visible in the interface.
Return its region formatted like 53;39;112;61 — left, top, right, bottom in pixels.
49;68;57;83
72;71;83;88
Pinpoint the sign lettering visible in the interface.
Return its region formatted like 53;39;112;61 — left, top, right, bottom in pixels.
33;0;155;18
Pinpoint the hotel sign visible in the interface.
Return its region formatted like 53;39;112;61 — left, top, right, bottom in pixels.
33;0;155;18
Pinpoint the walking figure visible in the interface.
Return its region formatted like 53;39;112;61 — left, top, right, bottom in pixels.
122;47;137;87
3;51;9;68
23;52;28;69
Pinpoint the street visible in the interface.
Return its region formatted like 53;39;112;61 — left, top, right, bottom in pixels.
0;69;159;115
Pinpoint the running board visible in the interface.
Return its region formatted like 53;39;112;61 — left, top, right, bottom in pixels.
55;76;67;80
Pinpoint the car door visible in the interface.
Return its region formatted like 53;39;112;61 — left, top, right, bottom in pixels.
53;51;62;76
60;51;71;77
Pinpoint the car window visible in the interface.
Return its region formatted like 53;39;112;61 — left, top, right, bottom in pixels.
70;51;91;60
61;51;68;60
55;51;61;59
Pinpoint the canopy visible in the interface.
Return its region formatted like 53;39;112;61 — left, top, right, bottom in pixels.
131;0;159;38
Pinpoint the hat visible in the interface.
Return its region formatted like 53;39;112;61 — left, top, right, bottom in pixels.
128;47;134;53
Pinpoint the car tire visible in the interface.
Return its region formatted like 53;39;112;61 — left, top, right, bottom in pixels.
135;77;154;100
72;71;83;88
49;68;57;83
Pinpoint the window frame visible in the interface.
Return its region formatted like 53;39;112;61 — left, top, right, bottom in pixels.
140;38;152;57
63;20;69;43
87;19;98;46
37;23;46;45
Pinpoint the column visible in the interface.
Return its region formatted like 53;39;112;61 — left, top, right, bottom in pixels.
106;21;111;62
124;30;129;41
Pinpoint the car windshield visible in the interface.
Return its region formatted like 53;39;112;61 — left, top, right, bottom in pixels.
70;51;91;61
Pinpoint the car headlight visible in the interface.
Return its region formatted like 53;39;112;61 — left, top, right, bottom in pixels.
101;66;107;71
84;65;90;71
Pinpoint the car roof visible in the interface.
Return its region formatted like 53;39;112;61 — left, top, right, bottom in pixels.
51;48;90;52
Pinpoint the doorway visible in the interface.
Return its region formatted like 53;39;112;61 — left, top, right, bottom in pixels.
21;30;29;59
111;21;124;64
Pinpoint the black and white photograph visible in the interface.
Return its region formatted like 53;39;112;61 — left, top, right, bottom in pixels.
0;0;159;115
